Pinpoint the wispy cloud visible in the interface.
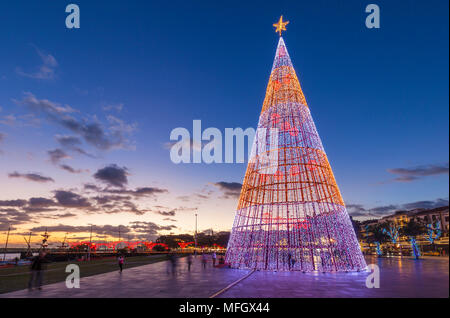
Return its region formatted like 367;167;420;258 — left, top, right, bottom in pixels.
0;200;28;207
14;92;136;151
16;45;58;80
48;148;71;164
54;190;92;208
402;198;449;210
59;164;87;174
0;115;16;126
28;221;176;241
102;103;123;112
8;171;54;183
387;163;449;182
152;209;176;216
107;115;137;134
106;187;168;197
46;147;89;174
347;198;449;218
213;181;242;199
0;113;41;128
55;135;96;158
0;172;170;225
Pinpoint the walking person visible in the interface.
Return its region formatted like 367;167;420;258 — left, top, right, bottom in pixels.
171;252;178;275
290;254;296;269
288;252;292;270
28;251;47;291
118;254;124;273
187;254;193;271
212;252;217;267
244;252;250;267
166;252;172;274
201;252;207;269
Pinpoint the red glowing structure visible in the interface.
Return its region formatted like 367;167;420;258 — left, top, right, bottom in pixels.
68;241;169;251
225;21;366;272
177;242;194;249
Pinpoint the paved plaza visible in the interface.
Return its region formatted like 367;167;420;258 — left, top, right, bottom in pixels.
1;255;448;298
219;256;449;298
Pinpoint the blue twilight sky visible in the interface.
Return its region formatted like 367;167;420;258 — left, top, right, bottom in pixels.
0;0;448;244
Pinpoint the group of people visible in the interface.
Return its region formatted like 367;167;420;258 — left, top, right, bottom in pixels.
202;251;226;268
201;251;224;268
28;250;225;291
165;251;225;275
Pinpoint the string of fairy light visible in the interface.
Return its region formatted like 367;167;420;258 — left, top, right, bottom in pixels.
225;17;366;272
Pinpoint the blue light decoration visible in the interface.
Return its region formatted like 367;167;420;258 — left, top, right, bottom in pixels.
375;242;382;256
410;237;420;259
425;221;442;244
382;223;400;244
364;225;370;239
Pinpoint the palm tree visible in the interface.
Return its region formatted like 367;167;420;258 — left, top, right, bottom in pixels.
425;220;442;247
380;221;402;255
381;221;400;244
367;224;389;257
400;219;427;259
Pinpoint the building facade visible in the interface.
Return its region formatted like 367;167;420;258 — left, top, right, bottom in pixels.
357;206;449;256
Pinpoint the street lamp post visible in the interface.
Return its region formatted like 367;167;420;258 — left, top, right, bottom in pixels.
88;225;92;261
194;214;198;250
118;225;122;252
3;225;11;261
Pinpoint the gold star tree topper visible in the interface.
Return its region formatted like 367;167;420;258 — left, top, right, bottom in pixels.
273;16;289;36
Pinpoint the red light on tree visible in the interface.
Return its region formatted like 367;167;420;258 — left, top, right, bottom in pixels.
225;34;366;272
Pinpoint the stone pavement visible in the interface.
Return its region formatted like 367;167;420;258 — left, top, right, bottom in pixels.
1;255;250;298
219;256;449;298
1;255;448;298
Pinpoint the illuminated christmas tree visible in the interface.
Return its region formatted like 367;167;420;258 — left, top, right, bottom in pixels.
225;17;367;272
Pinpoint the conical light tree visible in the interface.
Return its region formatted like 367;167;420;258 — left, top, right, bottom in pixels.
225;18;367;272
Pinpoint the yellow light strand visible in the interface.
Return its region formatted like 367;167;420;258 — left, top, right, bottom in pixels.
273;16;289;36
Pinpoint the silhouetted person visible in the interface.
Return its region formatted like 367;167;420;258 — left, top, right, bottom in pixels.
201;253;207;269
118;255;124;273
290;254;296;269
166;253;172;274
244;252;250;267
219;255;225;265
28;251;47;291
212;252;217;267
187;254;193;271
169;252;178;275
288;253;292;270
